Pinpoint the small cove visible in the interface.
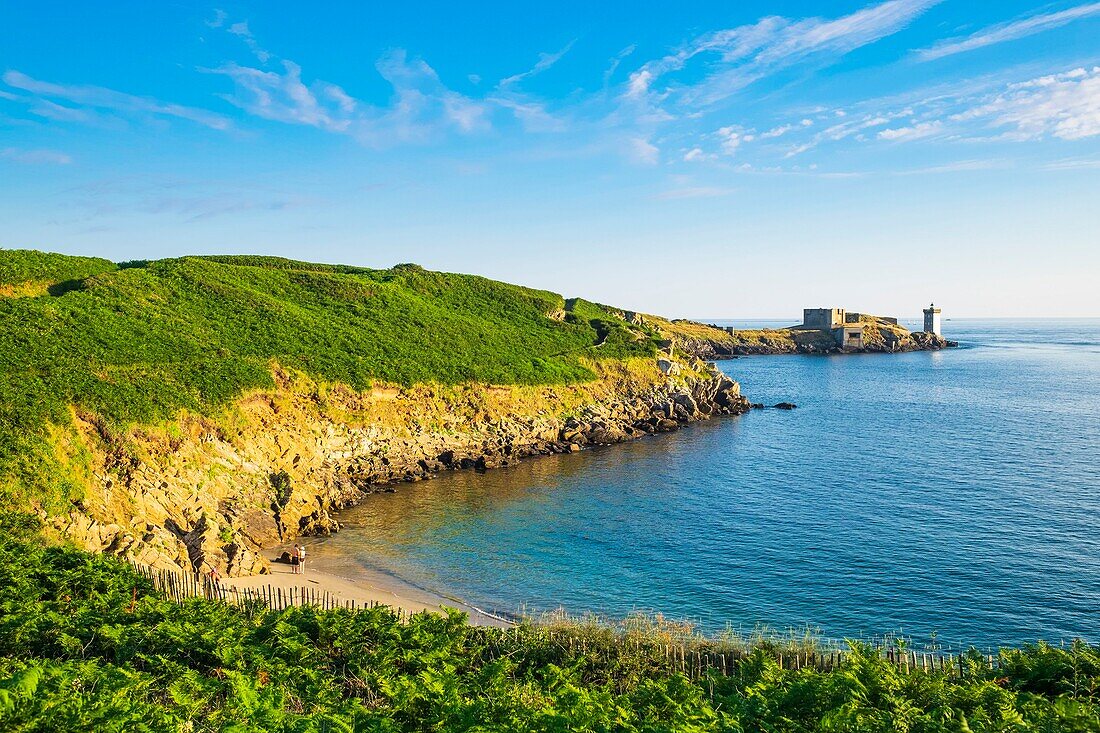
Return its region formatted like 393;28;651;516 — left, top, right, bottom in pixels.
303;319;1100;648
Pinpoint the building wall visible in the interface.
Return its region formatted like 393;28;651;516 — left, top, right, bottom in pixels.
833;326;864;348
804;308;845;329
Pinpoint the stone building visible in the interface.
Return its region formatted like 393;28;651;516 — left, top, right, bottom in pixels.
802;308;846;329
834;325;864;349
802;308;864;348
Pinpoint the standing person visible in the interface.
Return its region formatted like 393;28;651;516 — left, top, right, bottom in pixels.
291;544;301;575
298;544;306;575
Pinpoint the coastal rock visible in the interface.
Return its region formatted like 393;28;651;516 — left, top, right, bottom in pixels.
774;402;797;410
49;355;751;576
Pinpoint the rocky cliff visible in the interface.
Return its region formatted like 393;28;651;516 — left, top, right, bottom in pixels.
52;355;748;576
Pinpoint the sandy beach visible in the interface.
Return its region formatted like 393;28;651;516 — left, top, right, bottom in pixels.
221;556;512;628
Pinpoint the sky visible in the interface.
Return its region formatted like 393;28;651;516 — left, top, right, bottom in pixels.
2;1;1099;318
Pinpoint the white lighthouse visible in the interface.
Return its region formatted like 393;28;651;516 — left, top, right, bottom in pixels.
923;303;942;336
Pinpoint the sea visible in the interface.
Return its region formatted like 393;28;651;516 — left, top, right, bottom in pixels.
303;319;1100;650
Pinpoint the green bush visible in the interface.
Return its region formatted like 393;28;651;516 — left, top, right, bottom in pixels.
0;518;1096;731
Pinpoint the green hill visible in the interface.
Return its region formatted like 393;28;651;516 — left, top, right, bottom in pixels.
0;250;657;510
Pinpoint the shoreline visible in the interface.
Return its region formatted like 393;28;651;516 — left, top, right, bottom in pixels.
222;548;513;628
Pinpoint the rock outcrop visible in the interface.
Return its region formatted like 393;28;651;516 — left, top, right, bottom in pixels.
50;356;749;577
670;322;957;359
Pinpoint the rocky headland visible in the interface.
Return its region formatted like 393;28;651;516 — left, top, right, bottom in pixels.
2;251;956;582
53;356;749;577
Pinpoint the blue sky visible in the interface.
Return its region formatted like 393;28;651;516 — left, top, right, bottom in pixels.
2;1;1099;317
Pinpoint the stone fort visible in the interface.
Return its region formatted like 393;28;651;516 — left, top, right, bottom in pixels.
801;307;906;349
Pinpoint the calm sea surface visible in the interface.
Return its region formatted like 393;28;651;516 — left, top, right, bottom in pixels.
307;319;1100;648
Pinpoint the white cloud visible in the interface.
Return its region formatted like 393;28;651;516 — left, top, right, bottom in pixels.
682;147;706;161
897;159;1009;174
1;70;232;129
955;67;1100;141
628;0;941;107
489;96;566;132
205;9;227;28
1042;157;1100;170
207;61;352;131
918;3;1100;61
717;126;754;154
627;136;659;165
227;20;272;63
500;41;575;87
878;119;943;140
603;45;636;86
206;51;490;145
800;118;814;126
28;99;94;122
0;147;72;164
761;123;793;138
624;69;654;100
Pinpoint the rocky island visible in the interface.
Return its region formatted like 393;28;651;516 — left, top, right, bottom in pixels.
654;308;956;360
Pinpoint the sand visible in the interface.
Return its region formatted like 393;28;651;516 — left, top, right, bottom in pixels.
220;558;512;628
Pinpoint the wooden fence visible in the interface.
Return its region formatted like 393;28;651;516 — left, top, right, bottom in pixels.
128;560;1004;678
127;560;416;621
491;628;1004;679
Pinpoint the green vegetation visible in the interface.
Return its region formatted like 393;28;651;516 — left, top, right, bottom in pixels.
0;515;1097;732
0;249;116;295
0;250;659;510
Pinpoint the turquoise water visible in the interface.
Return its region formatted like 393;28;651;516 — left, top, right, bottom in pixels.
307;319;1100;648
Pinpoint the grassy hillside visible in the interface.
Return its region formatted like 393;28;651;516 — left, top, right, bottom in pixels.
0;250;658;510
0;250;116;297
0;516;1096;732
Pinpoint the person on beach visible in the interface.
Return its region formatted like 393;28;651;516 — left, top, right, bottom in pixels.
291;544;301;574
298;544;306;575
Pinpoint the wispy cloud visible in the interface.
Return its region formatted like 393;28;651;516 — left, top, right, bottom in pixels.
206;60;355;132
206;50;490;145
500;41;576;87
716;126;755;154
878;119;943;140
603;45;636;86
62;175;311;221
896;159;1010;174
205;9;228;28
488;96;566;132
228;20;272;63
954;66;1100;141
761;123;793;138
1042;157;1100;170
626;136;660;165
626;0;941;107
918;2;1100;61
1;70;231;129
1;147;72;164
